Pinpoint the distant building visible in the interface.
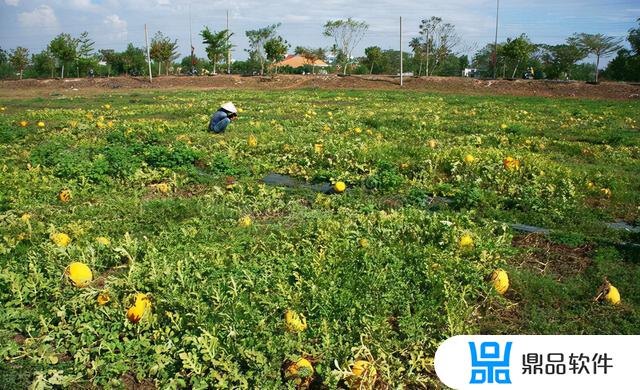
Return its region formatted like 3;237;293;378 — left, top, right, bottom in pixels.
463;68;478;77
275;54;329;69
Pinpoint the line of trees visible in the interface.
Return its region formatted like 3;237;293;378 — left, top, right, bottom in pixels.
0;17;638;81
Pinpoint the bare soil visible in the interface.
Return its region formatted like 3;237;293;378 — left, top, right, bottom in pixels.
1;74;639;100
511;233;593;281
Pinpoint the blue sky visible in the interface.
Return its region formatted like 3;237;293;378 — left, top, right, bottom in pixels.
1;0;638;63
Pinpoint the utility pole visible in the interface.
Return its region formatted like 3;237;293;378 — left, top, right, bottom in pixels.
400;16;403;87
145;24;152;83
227;9;231;74
189;2;195;74
492;0;500;79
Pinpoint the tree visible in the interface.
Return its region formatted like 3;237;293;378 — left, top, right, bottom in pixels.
540;43;587;79
200;27;233;74
409;37;425;76
362;46;382;74
49;33;78;79
294;46;326;74
150;32;179;76
76;31;97;77
604;19;640;82
264;36;289;74
499;34;536;78
419;17;460;76
629;18;640;55
246;24;281;75
569;33;622;82
9;47;29;79
323;18;369;75
31;49;56;78
99;49;117;77
0;47;7;64
121;44;147;76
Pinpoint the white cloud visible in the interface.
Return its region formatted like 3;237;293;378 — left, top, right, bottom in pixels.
68;0;100;11
104;14;128;41
17;5;59;29
5;0;20;6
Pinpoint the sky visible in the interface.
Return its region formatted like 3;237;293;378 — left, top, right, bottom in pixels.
1;0;638;63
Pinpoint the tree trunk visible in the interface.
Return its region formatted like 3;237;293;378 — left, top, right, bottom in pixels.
511;59;520;79
20;70;23;80
166;62;169;76
370;62;374;74
61;64;64;79
595;54;600;83
342;62;347;75
158;62;161;77
418;61;422;77
213;62;217;74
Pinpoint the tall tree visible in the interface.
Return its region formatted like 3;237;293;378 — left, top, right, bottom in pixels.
9;47;29;79
363;46;382;74
31;49;56;78
0;47;7;64
76;31;96;77
246;23;281;75
409;37;424;76
419;17;460;76
264;36;289;74
540;43;587;79
121;44;147;76
49;33;78;79
323;18;369;75
499;34;536;78
629;18;640;55
200;27;233;74
150;32;179;76
569;33;622;82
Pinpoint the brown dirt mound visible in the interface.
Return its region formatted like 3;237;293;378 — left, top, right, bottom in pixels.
2;74;639;100
511;233;592;280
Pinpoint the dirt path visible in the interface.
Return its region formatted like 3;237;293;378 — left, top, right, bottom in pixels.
1;74;639;100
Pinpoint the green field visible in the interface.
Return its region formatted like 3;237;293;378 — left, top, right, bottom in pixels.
1;90;639;388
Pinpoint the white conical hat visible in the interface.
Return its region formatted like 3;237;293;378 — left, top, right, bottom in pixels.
221;102;237;114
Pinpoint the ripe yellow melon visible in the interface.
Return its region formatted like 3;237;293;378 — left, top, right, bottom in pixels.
51;233;71;247
284;358;313;385
284;310;307;332
351;360;371;377
459;233;473;248
239;215;252;227
127;293;151;323
66;262;92;287
606;285;621;305
490;269;509;295
59;189;72;203
334;181;346;193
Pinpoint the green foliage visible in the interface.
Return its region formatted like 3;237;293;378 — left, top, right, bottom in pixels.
200;27;233;74
150;31;179;76
0;90;639;388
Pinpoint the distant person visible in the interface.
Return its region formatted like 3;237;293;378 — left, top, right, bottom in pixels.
209;102;238;133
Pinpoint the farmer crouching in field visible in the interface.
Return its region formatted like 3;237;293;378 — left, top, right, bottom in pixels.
209;102;238;133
